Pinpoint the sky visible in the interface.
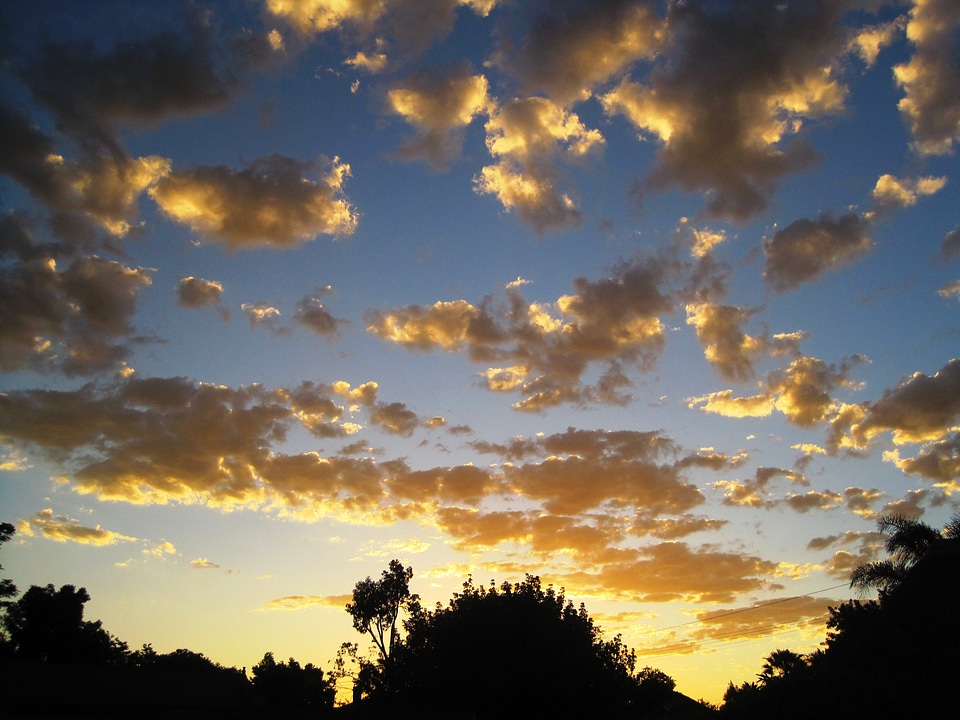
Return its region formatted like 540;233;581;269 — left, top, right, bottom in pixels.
1;0;959;705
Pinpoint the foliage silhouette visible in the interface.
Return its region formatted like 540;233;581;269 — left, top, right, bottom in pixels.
251;651;335;710
721;513;960;718
346;559;416;661
850;512;960;598
0;522;16;606
2;583;128;664
353;572;677;715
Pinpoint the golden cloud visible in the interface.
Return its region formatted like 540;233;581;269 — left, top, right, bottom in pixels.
369;259;677;409
260;593;353;611
491;1;663;105
690;595;835;644
601;2;849;220
475;97;603;232
151;155;357;248
872;172;947;209
388;65;490;168
687;390;776;418
893;0;960;155
18;509;137;546
685;302;763;382
849;358;960;445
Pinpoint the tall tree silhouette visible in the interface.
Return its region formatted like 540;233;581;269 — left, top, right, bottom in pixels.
850;513;960;599
346;559;415;661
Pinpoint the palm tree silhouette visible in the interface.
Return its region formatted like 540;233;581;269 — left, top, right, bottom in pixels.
850;513;960;599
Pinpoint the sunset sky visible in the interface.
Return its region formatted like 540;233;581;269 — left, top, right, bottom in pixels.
2;0;960;704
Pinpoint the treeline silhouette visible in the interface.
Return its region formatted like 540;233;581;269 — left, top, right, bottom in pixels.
720;513;960;719
2;515;958;719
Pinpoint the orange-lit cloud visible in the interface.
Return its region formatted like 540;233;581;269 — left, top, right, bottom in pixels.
566;542;780;604
266;0;490;61
475;97;604;232
686;391;776;419
260;593;352;611
601;2;849;220
151;155;357;248
368;257;682;409
845;358;960;446
690;595;835;644
387;65;490;168
491;0;663;105
871;172;947;210
893;0;960;155
18;509;137;546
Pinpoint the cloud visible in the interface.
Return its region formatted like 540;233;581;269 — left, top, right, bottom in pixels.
260;593;353;611
15;8;276;151
368;256;679;409
190;558;220;569
784;490;844;513
845;358;960;446
885;433;960;485
763;213;873;292
491;0;663;105
943;227;960;260
150;155;358;248
849;17;907;66
566;542;781;604
629;515;728;540
938;280;960;301
0;376;383;509
369;401;421;437
690;595;835;644
501;430;703;516
686;390;776;419
387;64;490;168
0;247;153;376
893;0;960;155
768;356;861;427
871;173;947;210
601;1;849;221
242;302;286;334
474;96;604;233
265;0;481;61
176;277;226;316
293;288;348;337
689;354;862;430
685;302;764;382
714;466;809;510
0;104;170;237
18;509;137;546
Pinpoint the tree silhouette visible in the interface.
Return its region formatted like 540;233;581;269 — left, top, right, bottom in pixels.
381;574;675;714
0;522;17;606
2;583;127;663
757;648;806;685
850;513;960;598
251;651;334;710
346;559;416;661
